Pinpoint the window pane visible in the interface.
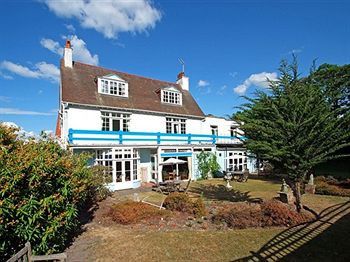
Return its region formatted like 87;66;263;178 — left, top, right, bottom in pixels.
125;161;131;181
116;161;122;182
112;119;120;131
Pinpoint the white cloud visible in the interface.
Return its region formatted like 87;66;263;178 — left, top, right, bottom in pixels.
0;60;60;83
1;61;40;78
40;38;64;56
217;85;227;95
0;107;55;116
41;35;99;65
0;96;11;103
2;121;19;129
41;0;162;39
288;48;303;55
65;24;76;32
0;71;14;80
68;35;99;65
233;72;278;95
229;72;238;79
198;80;210;87
1;121;37;139
35;62;60;82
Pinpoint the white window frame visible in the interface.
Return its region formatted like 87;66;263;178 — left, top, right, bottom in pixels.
96;148;140;183
98;74;129;98
166;117;186;134
211;125;218;136
161;87;182;105
101;111;130;132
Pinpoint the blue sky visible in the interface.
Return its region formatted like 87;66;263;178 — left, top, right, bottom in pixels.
1;0;349;134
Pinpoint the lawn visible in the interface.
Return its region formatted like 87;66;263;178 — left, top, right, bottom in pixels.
66;178;350;261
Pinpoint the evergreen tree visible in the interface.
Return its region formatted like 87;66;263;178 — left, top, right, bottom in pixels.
237;59;350;211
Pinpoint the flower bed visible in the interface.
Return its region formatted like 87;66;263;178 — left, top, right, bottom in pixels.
163;192;207;218
315;176;350;197
212;200;314;229
107;200;170;225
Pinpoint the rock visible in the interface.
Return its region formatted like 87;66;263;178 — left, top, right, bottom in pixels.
187;216;195;220
201;222;209;230
197;219;203;224
186;221;194;227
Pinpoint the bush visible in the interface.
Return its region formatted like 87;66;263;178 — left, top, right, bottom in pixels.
197;151;220;179
163;193;207;217
261;200;313;227
212;200;313;229
0;124;107;259
315;176;350;197
212;203;262;228
108;201;169;225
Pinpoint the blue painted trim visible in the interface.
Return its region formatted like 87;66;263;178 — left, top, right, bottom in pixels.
68;129;246;144
160;152;192;157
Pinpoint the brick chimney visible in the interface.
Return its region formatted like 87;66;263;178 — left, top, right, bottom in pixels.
63;40;73;68
176;71;189;91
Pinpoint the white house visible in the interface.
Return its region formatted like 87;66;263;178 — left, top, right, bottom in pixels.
56;40;253;191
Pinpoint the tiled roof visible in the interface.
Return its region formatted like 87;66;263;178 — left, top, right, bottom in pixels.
60;60;205;118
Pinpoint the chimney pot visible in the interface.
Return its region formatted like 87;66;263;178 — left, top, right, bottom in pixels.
176;71;189;91
177;72;185;80
65;40;71;49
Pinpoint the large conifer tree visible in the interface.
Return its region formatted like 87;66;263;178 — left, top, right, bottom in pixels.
238;59;350;211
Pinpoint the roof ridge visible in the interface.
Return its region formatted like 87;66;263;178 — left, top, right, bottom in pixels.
72;60;181;88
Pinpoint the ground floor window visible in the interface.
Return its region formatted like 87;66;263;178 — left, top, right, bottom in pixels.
96;148;140;183
226;151;247;171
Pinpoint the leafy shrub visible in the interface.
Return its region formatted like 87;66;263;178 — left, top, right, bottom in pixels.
197;151;220;179
0;124;107;259
163;193;207;217
261;200;313;227
315;176;350;197
192;198;207;218
212;203;262;228
108;201;169;225
212;201;313;229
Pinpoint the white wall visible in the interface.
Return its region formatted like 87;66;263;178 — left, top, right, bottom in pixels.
64;106;210;145
202;116;240;137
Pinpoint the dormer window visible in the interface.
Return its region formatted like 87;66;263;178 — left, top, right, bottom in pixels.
161;86;182;105
98;74;128;98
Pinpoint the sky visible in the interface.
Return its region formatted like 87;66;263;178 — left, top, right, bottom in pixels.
0;0;349;134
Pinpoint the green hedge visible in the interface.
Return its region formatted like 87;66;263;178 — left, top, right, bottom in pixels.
0;124;107;259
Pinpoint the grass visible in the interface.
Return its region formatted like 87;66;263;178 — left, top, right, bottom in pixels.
66;178;350;261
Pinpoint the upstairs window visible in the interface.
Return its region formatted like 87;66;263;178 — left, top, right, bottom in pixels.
166;117;186;134
98;74;128;97
230;126;237;137
211;125;218;136
101;111;130;132
161;86;182;105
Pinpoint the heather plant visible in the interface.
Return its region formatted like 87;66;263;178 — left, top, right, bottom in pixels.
0;124;108;259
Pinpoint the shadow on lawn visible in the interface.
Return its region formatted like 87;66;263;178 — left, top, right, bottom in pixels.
189;183;262;203
234;200;350;262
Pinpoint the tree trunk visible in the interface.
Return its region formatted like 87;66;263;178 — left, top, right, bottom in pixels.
293;181;302;212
